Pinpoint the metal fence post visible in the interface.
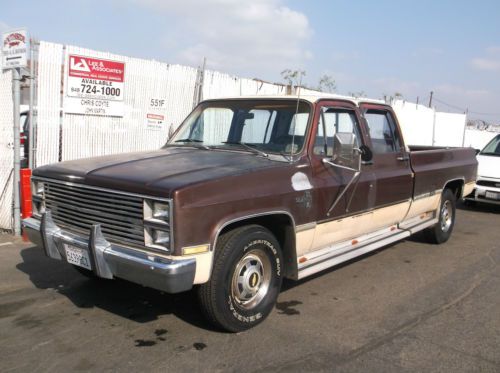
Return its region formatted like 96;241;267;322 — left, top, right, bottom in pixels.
12;67;21;235
28;39;36;169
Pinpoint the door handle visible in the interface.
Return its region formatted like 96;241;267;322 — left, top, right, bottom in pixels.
397;156;409;162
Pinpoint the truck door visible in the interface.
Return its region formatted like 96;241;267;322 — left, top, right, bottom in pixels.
358;104;413;217
308;101;376;251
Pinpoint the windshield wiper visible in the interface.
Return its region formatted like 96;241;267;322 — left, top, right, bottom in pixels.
280;151;292;161
172;138;210;149
174;138;203;143
480;152;500;156
222;141;268;158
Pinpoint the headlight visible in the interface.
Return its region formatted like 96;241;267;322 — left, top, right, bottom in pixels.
144;199;171;253
144;227;170;252
152;202;169;221
32;180;44;197
144;199;170;223
31;180;45;218
153;229;170;245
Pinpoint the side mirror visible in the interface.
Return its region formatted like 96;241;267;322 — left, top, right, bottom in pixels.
359;145;373;162
475;149;480;155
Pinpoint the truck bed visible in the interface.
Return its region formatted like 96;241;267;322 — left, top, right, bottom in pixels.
409;146;477;198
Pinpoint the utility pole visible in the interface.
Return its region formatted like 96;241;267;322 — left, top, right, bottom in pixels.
462;108;468;147
193;57;206;108
428;91;434;108
12;67;21;235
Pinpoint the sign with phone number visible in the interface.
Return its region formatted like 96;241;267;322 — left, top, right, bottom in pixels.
64;54;125;117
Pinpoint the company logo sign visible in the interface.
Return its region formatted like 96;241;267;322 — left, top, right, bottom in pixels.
3;32;25;48
68;55;125;82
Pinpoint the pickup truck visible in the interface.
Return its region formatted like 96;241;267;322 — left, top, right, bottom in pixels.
23;95;477;332
465;134;500;205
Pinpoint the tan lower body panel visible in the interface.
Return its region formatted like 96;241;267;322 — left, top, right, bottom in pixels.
169;251;214;284
295;194;443;270
296;201;411;257
403;192;441;222
463;181;475;198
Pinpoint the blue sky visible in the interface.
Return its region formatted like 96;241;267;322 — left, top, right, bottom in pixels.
2;0;499;122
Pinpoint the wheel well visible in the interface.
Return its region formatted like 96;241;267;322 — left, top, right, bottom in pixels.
216;214;297;279
444;179;464;200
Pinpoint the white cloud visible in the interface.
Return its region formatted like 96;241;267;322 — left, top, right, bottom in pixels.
0;21;10;32
411;47;444;58
132;0;312;79
471;46;500;72
433;84;490;100
471;58;500;71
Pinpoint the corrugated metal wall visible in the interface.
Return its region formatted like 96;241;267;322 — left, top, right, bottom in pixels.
35;41;63;167
61;45;199;161
0;69;14;230
32;42;307;164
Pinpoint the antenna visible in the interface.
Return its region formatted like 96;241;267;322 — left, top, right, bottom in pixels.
290;71;303;162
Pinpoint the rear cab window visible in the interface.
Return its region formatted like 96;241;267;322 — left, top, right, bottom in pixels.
364;109;403;154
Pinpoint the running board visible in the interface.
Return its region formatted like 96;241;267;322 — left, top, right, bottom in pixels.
297;216;438;280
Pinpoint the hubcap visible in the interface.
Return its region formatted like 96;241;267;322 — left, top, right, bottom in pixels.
440;200;453;232
231;249;272;310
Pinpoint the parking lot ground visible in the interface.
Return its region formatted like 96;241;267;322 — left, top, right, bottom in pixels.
0;202;499;372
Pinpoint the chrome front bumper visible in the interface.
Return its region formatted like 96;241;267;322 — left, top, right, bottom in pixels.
22;212;196;294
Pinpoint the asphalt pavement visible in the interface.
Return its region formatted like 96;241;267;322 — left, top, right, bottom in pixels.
1;202;499;372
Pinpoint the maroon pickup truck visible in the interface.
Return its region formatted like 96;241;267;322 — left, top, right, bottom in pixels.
23;96;477;332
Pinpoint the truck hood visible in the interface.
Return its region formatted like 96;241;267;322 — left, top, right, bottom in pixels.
477;154;500;179
33;147;282;197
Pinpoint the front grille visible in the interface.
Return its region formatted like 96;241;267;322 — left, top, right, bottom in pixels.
476;180;500;188
43;180;145;248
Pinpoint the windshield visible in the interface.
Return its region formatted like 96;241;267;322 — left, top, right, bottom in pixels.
480;134;500;156
167;99;311;155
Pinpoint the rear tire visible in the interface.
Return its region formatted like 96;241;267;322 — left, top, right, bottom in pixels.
198;225;283;332
424;188;456;244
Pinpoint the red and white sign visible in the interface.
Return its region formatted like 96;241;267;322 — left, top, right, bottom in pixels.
68;55;124;82
146;113;165;131
64;54;126;117
2;29;28;69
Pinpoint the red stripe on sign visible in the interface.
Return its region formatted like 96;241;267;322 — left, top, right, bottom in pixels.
147;114;164;120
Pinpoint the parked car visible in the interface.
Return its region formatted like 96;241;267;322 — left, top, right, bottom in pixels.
465;134;500;205
22;95;477;332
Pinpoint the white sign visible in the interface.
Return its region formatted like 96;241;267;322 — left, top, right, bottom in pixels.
146;113;165;131
2;29;28;69
64;54;125;117
146;98;167;130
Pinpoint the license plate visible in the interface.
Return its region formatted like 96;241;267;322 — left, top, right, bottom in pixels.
64;244;92;270
485;191;500;201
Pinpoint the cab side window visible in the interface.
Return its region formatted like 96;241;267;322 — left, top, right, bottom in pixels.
314;107;360;156
364;110;402;154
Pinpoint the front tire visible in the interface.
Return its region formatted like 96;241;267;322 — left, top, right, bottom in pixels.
424;188;456;244
198;225;283;332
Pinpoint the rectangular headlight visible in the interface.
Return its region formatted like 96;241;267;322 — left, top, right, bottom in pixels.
32;180;44;197
144;198;171;253
144;199;170;224
31;180;45;218
144;226;170;252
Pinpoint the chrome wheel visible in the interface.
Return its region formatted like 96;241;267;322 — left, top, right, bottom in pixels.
231;249;272;310
440;200;453;232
